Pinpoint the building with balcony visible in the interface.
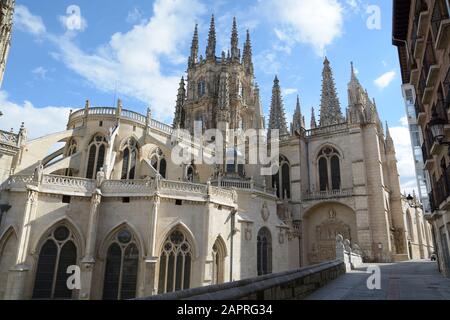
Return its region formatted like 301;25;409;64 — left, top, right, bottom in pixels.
393;0;450;277
0;16;432;300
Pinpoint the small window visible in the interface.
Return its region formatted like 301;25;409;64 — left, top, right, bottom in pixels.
175;199;183;206
99;121;103;127
62;195;71;204
122;197;130;203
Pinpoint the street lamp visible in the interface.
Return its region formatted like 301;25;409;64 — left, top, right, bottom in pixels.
429;111;449;144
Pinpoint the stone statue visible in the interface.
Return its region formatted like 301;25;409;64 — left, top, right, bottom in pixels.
96;167;105;188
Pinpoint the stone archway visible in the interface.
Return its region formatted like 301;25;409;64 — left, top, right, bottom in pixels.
303;202;357;265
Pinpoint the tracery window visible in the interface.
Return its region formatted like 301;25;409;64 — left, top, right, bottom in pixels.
158;229;192;294
86;134;107;179
121;138;138;180
211;238;226;285
32;226;77;299
198;79;206;97
65;139;78;176
257;227;272;276
272;155;290;199
150;148;167;178
317;147;341;191
102;229;139;300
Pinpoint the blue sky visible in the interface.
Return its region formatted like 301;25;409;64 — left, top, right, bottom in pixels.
0;0;418;193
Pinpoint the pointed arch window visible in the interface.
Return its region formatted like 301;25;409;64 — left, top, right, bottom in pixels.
32;226;77;299
121;138;138;180
158;229;192;294
102;229;139;300
257;227;272;276
272;156;290;199
212;238;226;285
65;139;78;176
150;148;167;178
317;147;341;191
86;134;107;179
198;79;206;98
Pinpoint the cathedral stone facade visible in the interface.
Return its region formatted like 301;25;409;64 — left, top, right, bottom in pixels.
0;17;432;300
0;0;13;88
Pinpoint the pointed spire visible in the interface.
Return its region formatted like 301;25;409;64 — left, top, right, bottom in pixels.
230;17;240;61
254;82;264;129
173;77;186;128
268;76;289;136
292;95;304;132
189;24;199;66
310;107;317;129
206;15;216;60
319;57;343;127
385;121;395;152
242;29;254;74
216;72;230;123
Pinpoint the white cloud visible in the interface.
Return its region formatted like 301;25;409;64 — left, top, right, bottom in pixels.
14;4;46;36
49;0;206;121
127;7;146;24
58;5;88;36
374;70;396;89
268;0;344;56
283;88;298;96
389;118;418;195
32;66;48;80
254;51;282;75
0;91;72;140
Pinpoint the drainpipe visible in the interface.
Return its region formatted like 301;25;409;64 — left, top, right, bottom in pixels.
229;208;236;281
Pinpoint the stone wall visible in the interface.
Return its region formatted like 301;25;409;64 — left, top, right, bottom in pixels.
138;260;345;300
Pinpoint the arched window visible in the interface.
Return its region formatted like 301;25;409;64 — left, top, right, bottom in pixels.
272;156;290;199
212;237;226;285
121;138;138;180
0;229;18;299
158;229;192;294
86;134;107;179
257;227;272;276
65;139;78;176
198;79;206;97
186;164;197;182
150;148;167;178
32;226;77;299
102;229;139;300
317;147;341;191
226;147;244;177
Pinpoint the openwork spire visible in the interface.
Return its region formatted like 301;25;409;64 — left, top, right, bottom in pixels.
216;72;230;123
319;57;343;127
173;77;186;128
189;24;199;66
292;95;304;132
206;15;216;60
230;17;240;61
310;107;317;129
242;30;254;74
268;76;288;136
385;121;395;151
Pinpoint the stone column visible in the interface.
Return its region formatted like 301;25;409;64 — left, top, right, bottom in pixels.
79;190;101;300
5;187;38;300
143;194;160;296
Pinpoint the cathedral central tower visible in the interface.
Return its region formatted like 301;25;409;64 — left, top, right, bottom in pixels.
173;16;264;133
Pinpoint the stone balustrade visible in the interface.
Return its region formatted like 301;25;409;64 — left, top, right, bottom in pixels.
303;189;353;201
137;260;345;300
211;178;277;197
0;129;19;147
305;123;349;137
3;174;237;204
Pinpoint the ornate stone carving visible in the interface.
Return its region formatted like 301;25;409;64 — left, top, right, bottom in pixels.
261;202;270;222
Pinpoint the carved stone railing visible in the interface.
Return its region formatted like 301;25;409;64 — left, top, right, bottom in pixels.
121;109;146;124
159;180;207;194
101;179;153;196
305;123;349;137
211;178;276;197
336;235;364;271
42;175;96;194
0;129;19;147
2;174;34;190
303;189;353;201
209;186;237;202
149;118;174;135
88;107;115;116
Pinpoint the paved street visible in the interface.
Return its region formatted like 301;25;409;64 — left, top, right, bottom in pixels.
306;260;450;300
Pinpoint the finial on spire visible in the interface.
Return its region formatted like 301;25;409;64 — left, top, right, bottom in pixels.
242;29;253;74
230;17;240;61
206;15;216;60
189;24;199;66
292;94;304;132
310;107;317;129
319;57;343;127
268;76;289;136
